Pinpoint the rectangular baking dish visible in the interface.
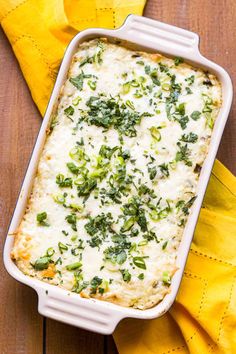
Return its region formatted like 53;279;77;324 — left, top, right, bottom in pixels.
4;15;233;334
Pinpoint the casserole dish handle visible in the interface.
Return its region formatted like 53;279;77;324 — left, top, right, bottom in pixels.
36;287;125;334
116;15;200;57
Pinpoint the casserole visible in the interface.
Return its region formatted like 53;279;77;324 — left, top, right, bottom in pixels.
4;15;232;334
10;38;222;308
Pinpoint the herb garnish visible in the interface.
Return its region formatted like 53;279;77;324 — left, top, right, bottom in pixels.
56;174;73;188
120;269;131;282
58;242;68;254
83;96;152;137
69;72;97;91
190;110;201;120
133;256;147;270
181;132;198;143
175;142;192;166
64;106;74;120
122;197;148;232
65;213;77;231
159;163;169;177
90;276;103;294
36;212;49;226
66;262;82;271
174;57;184;66
67;162;80;175
104;246;127;265
33;256;50;270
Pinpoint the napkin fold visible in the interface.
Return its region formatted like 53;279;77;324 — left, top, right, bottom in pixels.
1;1;236;353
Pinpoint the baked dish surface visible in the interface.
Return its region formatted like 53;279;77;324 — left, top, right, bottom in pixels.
11;39;222;309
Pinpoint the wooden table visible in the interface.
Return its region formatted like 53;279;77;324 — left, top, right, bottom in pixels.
1;1;235;353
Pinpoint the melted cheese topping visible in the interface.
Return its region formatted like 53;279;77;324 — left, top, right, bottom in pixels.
12;39;222;309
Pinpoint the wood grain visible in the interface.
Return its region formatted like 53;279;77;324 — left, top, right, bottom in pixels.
0;29;43;354
0;1;235;353
45;320;104;354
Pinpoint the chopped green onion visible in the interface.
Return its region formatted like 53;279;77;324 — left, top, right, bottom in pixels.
138;240;148;246
53;194;66;204
88;80;97;91
162;83;170;91
122;82;130;94
126;100;135;110
69;204;83;212
133;91;143;98
72;96;81;106
58;242;68;254
162;271;171;285
66;262;82;271
71;235;78;242
46;247;55;257
133;256;146;270
149;126;161;141
121;216;136;232
34;256;50;270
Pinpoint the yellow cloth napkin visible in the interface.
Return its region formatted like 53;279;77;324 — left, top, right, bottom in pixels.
1;1;236;353
0;0;146;115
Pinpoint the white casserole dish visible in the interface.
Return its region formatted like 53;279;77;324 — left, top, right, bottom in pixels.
4;15;233;334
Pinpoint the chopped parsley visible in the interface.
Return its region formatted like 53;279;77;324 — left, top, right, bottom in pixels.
159;163;169;177
83;96;152;137
120;269;131;282
104;246;128;265
77;177;97;198
64;106;74;119
185;75;195;85
85;212;113;240
65;213;77;231
190;110;201;120
175;142;192;166
122;197;148;232
138;273;144;280
174;57;184;66
36;212;49;227
69;72;96;91
181;132;198;143
56;174;73;188
90;276;103;294
148;166;157;180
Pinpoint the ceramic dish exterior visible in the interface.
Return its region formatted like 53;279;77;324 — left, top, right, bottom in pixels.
4;15;233;334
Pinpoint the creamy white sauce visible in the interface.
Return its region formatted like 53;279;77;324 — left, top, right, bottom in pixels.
12;39;221;309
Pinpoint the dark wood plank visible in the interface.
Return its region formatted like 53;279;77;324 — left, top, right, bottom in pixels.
105;336;118;354
0;28;43;354
144;0;236;175
46;320;104;354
